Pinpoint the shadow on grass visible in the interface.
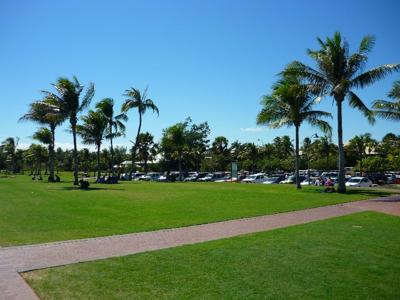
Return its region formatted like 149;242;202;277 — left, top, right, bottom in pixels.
56;186;125;191
302;187;392;197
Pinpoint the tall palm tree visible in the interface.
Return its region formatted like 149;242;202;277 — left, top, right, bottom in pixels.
285;32;399;192
77;110;108;179
373;80;400;121
257;75;332;189
96;98;127;175
20;98;64;181
121;87;159;174
42;76;95;185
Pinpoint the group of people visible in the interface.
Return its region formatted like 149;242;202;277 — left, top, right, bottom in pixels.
313;177;335;192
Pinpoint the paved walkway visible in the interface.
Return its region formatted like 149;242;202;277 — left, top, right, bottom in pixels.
1;196;399;300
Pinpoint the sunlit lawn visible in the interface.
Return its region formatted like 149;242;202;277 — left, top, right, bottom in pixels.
0;175;391;246
23;212;400;299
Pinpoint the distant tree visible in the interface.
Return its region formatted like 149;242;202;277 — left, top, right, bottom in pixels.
285;32;399;192
346;133;377;173
354;156;387;173
185;121;210;171
96;98;127;176
0;137;19;173
160;122;187;180
210;136;230;171
32;128;53;175
77;110;107;178
137;132;158;173
20;97;64;181
313;136;338;170
121;87;158;174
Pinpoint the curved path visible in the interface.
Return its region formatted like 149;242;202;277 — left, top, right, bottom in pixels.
1;195;399;300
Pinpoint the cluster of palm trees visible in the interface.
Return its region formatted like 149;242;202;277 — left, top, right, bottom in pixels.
21;77;159;184
258;32;399;192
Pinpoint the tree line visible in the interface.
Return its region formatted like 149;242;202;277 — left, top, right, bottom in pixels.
1;130;400;179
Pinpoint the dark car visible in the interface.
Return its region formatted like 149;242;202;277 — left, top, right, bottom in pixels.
366;173;387;185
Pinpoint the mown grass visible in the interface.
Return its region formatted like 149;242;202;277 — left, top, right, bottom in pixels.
23;212;400;299
0;175;391;246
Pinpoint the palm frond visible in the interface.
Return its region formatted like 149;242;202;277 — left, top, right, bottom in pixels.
307;119;332;136
351;64;400;89
79;82;95;111
348;91;375;124
358;35;376;54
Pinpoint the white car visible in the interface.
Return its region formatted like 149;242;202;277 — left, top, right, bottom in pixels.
345;177;373;188
242;173;266;183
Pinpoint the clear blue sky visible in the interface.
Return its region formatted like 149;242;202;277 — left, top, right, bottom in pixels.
1;0;399;149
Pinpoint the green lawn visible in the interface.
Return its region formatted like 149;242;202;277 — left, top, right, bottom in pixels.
23;212;400;299
0;175;390;246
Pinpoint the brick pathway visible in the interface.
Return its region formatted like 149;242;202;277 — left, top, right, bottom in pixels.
1;195;399;300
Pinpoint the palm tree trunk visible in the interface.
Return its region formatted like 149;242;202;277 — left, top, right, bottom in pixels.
295;125;301;189
110;125;115;177
97;144;101;179
49;126;56;182
131;111;142;174
71;118;79;185
178;151;183;181
336;99;346;193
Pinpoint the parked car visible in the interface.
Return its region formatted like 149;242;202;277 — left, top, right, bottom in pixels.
263;176;284;184
214;175;232;183
132;172;145;181
300;177;318;186
242;173;267;183
345;177;373;188
280;175;306;184
139;172;161;181
197;173;214;182
184;172;198;182
385;173;396;184
366;173;387;185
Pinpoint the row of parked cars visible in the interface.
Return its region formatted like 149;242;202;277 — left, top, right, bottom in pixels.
119;170;400;187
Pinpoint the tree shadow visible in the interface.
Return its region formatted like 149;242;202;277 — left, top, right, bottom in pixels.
56;186;125;191
302;187;392;197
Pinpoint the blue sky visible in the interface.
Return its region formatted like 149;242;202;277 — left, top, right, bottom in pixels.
1;0;399;149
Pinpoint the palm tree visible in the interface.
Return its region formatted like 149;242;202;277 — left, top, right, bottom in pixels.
42;76;95;185
32;128;53;175
373;80;400;121
347;133;377;174
285;32;399;192
316;135;337;170
96;98;127;176
137;132;158;173
77;110;108;179
161;123;187;180
257;74;332;189
121;87;159;174
0;137;19;174
20;98;64;181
